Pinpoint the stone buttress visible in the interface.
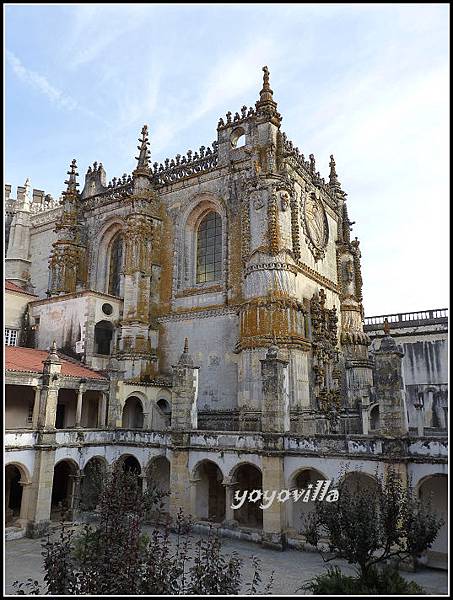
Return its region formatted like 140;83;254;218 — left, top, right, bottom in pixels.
116;126;164;380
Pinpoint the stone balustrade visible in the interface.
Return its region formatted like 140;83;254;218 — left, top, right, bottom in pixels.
5;428;448;460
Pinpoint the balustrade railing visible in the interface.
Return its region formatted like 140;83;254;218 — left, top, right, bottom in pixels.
364;309;448;328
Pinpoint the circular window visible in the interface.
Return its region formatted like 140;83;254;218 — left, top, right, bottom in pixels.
102;303;113;315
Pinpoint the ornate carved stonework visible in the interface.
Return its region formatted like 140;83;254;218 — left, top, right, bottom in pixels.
236;291;309;352
123;214;154;276
302;191;329;261
267;189;279;255
290;191;301;260
310;289;341;422
241;199;251;266
48;160;87;295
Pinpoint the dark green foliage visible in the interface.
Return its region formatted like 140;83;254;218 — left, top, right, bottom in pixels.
13;464;274;595
302;565;424;595
302;467;443;593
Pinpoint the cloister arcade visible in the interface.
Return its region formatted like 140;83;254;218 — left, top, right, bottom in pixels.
5;447;448;567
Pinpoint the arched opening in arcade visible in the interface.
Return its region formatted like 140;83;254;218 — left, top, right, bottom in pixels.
370;405;380;431
288;467;327;532
5;464;28;526
117;455;143;509
146;456;171;515
231;463;263;529
193;460;225;523
51;460;79;520
418;474;448;565
341;471;379;494
157;398;171;428
80;457;107;512
122;396;144;429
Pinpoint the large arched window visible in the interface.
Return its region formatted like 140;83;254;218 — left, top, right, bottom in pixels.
108;234;124;296
196;212;222;284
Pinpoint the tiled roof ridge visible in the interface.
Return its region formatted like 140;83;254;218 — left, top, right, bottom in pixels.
5;346;107;380
56;350;107;377
5;280;38;296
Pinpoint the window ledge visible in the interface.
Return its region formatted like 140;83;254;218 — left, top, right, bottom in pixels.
175;283;223;298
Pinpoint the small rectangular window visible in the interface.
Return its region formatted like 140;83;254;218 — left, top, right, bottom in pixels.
5;329;18;346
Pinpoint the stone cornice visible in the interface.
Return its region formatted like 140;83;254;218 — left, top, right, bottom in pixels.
157;306;237;323
29;289;124;306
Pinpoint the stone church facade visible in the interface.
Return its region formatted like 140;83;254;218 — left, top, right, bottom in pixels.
4;67;447;564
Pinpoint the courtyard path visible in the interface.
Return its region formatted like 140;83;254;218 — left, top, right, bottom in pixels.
5;526;448;595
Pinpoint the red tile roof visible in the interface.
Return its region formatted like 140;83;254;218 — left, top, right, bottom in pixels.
5;280;38;296
5;346;107;380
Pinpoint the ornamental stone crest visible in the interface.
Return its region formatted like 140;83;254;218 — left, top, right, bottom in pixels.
302;191;329;261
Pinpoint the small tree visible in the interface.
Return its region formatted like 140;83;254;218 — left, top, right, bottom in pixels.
302;467;443;589
14;463;274;595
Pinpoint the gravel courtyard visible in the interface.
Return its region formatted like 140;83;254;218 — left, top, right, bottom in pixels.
4;525;448;596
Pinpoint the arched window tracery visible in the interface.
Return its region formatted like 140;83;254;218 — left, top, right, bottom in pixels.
196;212;222;284
108;234;124;296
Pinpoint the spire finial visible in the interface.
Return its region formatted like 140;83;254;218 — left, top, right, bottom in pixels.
383;318;390;336
63;159;79;195
47;339;60;362
135;124;151;172
255;65;281;126
329;154;341;189
259;65;273;102
177;337;193;367
24;177;32;203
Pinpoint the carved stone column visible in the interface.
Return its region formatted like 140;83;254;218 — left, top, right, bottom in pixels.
169;439;192;518
222;478;238;527
97;392;107;428
171;339;199;431
26;431;57;537
361;397;370;435
261;343;290;433
414;399;425;437
32;385;41;429
261;454;287;550
38;342;61;430
75;382;86;428
373;326;408;436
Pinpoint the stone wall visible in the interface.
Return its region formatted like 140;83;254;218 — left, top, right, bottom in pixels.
29;211;60;299
367;318;448;431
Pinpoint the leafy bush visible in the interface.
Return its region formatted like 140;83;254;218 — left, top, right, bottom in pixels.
302;565;424;595
303;467;444;580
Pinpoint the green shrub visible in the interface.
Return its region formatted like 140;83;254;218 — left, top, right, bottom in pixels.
13;465;274;595
302;565;425;595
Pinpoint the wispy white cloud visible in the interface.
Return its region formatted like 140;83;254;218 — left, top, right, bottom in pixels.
151;36;283;156
5;4;448;313
7;50;78;111
66;4;153;68
6;49;109;125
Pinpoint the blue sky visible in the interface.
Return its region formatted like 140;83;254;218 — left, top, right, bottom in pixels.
5;4;449;315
